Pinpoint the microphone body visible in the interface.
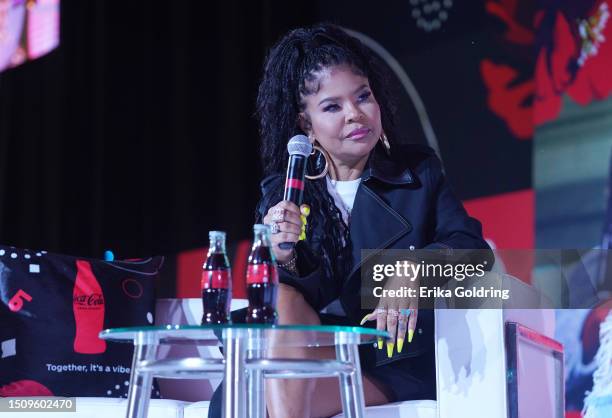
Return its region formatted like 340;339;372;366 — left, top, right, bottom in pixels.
283;154;307;205
279;135;312;250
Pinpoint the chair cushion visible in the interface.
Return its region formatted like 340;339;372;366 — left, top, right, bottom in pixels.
183;400;210;418
332;399;437;418
184;399;438;418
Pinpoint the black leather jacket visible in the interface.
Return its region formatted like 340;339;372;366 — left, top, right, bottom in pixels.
256;142;493;366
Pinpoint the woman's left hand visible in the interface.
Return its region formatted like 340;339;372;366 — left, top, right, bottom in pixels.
360;271;419;358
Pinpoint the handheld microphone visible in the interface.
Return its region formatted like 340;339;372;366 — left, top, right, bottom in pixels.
279;135;312;250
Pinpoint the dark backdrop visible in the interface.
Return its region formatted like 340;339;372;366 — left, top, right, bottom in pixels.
0;0;531;258
0;1;319;258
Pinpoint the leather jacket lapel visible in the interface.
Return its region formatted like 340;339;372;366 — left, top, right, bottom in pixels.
346;182;413;280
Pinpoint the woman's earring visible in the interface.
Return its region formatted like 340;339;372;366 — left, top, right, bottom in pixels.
305;139;329;180
380;132;391;155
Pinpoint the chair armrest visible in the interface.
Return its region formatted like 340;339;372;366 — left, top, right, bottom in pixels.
435;305;559;418
505;322;564;418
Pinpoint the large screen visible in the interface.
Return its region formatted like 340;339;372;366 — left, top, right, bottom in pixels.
0;0;59;73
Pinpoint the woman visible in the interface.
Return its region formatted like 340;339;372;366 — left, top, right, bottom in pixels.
209;23;491;418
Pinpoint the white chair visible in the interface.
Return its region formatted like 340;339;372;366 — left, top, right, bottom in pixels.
334;271;562;417
154;280;563;418
23;278;560;418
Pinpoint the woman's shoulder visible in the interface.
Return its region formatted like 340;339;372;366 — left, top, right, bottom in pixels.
389;143;441;176
391;142;437;160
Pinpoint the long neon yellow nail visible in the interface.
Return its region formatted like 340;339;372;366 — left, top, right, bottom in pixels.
408;329;414;343
386;342;394;358
397;338;404;353
377;338;383;350
301;205;311;216
299;215;307;241
359;314;370;326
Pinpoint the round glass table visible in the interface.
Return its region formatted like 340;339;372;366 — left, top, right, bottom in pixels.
100;324;389;418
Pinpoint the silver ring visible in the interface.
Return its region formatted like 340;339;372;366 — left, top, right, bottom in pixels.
400;309;412;317
376;308;387;314
387;309;399;318
271;207;284;222
269;222;280;234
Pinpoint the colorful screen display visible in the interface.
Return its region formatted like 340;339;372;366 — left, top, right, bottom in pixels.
0;0;59;73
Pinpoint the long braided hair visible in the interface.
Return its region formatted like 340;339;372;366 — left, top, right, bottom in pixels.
255;23;401;287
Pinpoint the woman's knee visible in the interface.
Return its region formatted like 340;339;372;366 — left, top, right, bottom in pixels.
276;283;320;325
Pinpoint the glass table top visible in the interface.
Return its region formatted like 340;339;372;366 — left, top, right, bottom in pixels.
100;324;390;348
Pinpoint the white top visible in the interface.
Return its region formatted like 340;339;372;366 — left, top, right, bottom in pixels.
322;176;361;317
326;176;361;226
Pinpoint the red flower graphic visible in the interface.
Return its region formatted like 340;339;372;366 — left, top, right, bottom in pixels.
535;1;612;125
566;2;612;106
481;0;536;140
481;60;534;139
535;11;579;125
483;0;612;133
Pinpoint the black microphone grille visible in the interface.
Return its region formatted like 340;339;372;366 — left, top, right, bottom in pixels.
287;135;313;157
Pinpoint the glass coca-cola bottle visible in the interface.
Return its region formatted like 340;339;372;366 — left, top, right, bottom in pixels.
73;260;106;354
245;224;278;324
201;231;232;325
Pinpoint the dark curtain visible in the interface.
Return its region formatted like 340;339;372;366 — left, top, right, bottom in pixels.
1;0;533;259
0;1;317;258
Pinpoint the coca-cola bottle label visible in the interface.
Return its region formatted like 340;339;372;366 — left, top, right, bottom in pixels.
246;264;278;284
201;270;230;289
73;260;107;354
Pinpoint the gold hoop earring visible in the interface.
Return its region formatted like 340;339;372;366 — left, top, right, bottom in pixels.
305;141;329;180
380;132;391;155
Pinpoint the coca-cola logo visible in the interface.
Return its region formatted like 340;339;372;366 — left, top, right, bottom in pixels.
73;293;105;307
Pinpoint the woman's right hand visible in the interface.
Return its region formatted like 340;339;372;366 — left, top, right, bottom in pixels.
263;200;303;264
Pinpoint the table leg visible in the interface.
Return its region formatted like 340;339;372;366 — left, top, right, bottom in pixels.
335;343;366;418
222;328;247;418
125;332;159;418
247;329;266;418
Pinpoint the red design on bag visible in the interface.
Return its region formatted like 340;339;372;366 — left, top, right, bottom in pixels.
8;289;32;312
246;264;278;285
73;260;106;354
0;380;54;397
201;270;230;289
121;278;144;299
